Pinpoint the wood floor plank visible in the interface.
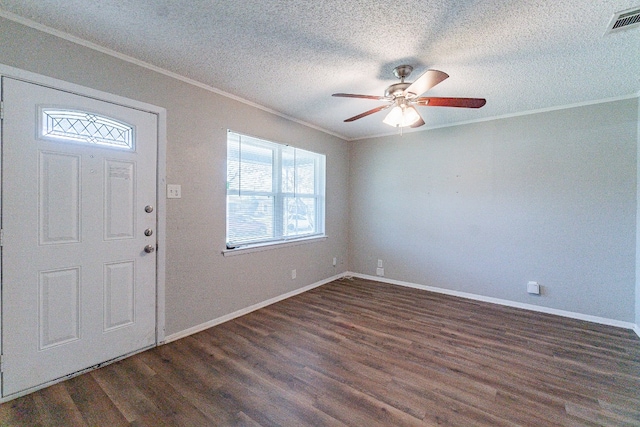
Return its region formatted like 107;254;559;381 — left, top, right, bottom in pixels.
0;393;42;426
1;276;639;426
134;345;237;424
90;360;169;425
31;384;87;427
63;373;129;427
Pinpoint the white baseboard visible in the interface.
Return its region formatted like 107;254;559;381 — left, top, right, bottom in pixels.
347;272;638;332
164;272;345;343
166;271;640;344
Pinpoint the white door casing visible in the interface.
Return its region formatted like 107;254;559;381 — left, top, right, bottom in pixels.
1;77;159;397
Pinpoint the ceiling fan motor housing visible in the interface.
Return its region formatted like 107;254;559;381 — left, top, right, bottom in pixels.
387;65;417;98
385;82;411;98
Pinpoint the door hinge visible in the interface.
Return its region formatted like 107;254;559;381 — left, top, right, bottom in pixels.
0;229;3;247
0;355;4;372
0;101;4;120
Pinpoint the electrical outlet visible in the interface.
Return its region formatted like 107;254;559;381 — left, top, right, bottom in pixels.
377;259;383;268
291;269;296;279
527;281;540;295
376;267;384;276
333;257;337;266
167;184;181;199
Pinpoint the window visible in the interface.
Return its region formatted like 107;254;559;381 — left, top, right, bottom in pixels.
40;108;134;150
226;131;325;248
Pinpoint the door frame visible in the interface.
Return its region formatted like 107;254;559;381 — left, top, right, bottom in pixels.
0;64;167;401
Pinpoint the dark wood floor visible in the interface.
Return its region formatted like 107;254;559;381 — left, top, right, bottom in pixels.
1;277;639;426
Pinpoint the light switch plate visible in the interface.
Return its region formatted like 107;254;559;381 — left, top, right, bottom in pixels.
167;184;181;199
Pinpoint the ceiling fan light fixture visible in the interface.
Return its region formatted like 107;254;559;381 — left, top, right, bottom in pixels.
333;66;485;128
403;106;420;125
383;103;420;127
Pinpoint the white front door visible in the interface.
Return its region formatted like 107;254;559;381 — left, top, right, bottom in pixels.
1;77;158;397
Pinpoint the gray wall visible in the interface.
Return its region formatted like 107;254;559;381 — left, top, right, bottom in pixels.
637;97;640;329
349;99;638;322
0;18;350;336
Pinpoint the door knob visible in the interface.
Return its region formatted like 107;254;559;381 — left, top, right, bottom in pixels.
144;244;155;253
145;205;154;213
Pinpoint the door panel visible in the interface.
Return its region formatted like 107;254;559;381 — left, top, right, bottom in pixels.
39;151;81;244
103;261;136;331
1;77;158;397
104;160;136;239
38;267;81;349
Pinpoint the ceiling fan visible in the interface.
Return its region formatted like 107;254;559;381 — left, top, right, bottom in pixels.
332;65;486;128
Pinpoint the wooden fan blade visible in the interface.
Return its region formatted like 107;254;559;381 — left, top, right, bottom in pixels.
344;104;391;122
403;69;449;97
332;93;387;100
416;97;486;108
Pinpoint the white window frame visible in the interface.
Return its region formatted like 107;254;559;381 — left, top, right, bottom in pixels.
224;131;326;254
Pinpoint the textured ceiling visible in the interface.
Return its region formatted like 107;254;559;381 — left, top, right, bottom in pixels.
1;0;639;140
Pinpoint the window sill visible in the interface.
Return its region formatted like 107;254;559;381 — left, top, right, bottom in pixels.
222;235;327;257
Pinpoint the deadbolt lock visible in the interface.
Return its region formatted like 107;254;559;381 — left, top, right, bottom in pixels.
144;228;153;236
145;205;154;213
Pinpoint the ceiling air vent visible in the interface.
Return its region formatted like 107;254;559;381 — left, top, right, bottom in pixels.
605;6;640;34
